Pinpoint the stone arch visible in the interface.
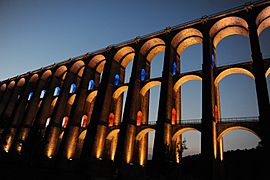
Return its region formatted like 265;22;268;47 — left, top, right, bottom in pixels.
41;70;52;80
140;38;166;62
106;129;120;141
112;85;128;100
29;74;39;83
70;60;85;74
106;129;120;161
0;83;7;91
88;54;106;73
214;67;255;87
114;46;135;68
7;81;16;89
50;97;58;114
54;66;68;78
75;130;87;159
173;75;202;92
265;67;270;78
67;94;76;107
217;126;260;142
136;128;155;141
210;16;249;48
256;6;270;35
86;90;97;104
140;81;161;96
171;28;203;57
17;78;26;87
172;127;200;142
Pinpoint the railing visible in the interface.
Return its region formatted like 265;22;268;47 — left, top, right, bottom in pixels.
220;116;259;123
139;116;259;127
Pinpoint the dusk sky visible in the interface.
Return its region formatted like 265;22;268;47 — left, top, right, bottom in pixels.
0;0;269;157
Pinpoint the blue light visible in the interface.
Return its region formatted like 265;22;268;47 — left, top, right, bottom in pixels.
88;79;94;90
54;87;61;96
114;74;120;86
172;61;177;76
40;89;46;98
70;83;76;93
141;69;146;81
211;54;215;67
28;92;33;101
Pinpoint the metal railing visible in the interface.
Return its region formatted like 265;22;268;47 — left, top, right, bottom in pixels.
139;116;259;127
220;116;259;123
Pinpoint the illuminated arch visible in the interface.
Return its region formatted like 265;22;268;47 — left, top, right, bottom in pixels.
140;38;166;62
265;67;270;78
256;6;270;35
112;85;128;100
210;16;249;48
67;94;76;107
86;90;97;104
50;97;58;114
140;81;161;96
172;127;200;142
136;128;155;141
217;126;260;142
0;83;7;92
41;70;52;80
29;74;39;83
54;66;67;78
78;130;87;141
214;67;255;87
173;75;202;92
114;46;135;68
88;55;106;73
8;81;16;89
106;129;120;141
17;78;26;87
171;28;203;57
71;60;85;74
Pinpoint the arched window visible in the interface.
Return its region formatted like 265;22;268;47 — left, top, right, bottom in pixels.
40;89;46;99
81;115;88;128
141;69;146;81
172;61;177;76
108;113;115;127
54;87;60;96
171;108;176;125
88;80;95;90
28;92;34;101
69;83;76;93
62;116;69;128
114;74;120;86
136;111;143;126
45;117;51;128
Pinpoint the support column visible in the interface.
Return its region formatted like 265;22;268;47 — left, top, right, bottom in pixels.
21;75;60;164
0;81;16;122
80;48;121;166
3;75;39;155
248;9;270;172
90;55;122;160
42;70;76;159
201;23;216;180
56;66;93;163
113;67;125;126
0;81;23;131
114;42;144;168
152;34;174;172
12;78;46;155
137;61;150;165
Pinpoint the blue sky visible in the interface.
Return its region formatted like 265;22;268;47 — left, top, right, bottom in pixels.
0;0;269;157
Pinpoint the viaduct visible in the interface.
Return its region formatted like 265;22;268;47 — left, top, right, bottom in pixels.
0;1;270;179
